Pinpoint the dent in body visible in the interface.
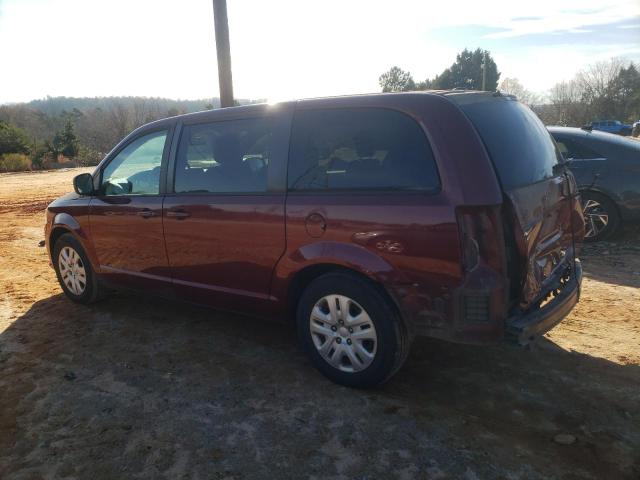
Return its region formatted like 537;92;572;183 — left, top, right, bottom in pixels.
271;212;463;338
505;175;579;310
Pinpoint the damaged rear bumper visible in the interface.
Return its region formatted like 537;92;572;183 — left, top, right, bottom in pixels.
506;259;583;345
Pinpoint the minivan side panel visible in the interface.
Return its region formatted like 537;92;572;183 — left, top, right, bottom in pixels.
273;193;462;337
273;95;507;341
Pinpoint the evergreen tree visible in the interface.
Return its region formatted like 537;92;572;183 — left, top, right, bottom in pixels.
0;121;30;155
431;48;500;91
48;117;79;159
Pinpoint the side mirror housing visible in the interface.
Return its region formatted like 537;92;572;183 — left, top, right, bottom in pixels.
73;173;94;195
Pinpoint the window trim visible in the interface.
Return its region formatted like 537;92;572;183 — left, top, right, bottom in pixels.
168;115;282;196
286;106;442;195
96;125;175;197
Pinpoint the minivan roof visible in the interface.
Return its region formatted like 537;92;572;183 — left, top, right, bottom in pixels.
152;90;506;126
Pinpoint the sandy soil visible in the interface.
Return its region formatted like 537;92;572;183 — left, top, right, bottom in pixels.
1;169;639;479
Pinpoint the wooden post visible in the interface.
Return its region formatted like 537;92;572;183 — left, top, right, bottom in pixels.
212;0;234;107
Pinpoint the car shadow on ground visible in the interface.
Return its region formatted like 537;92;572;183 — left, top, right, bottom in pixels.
1;292;639;479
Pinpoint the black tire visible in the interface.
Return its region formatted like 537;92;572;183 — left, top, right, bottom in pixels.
296;272;410;388
53;233;103;304
580;191;620;242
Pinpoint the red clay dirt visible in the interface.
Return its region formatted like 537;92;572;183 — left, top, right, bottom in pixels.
1;169;639;479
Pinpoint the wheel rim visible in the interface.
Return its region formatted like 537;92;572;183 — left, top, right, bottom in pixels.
309;294;377;373
58;246;87;295
582;199;609;238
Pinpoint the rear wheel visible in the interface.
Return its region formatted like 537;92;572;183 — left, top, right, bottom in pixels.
53;233;103;303
580;191;620;242
296;272;409;388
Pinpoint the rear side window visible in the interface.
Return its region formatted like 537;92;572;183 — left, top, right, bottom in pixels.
554;137;603;160
174;117;271;194
288;108;439;192
457;98;560;190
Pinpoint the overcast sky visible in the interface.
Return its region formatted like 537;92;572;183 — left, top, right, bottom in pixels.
0;0;639;104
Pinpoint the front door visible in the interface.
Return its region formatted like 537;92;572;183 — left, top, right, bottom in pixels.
89;128;173;294
163;115;287;315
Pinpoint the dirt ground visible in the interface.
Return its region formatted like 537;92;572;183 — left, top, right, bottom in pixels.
1;169;639;480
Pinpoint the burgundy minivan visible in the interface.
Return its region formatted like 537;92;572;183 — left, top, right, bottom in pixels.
45;92;585;387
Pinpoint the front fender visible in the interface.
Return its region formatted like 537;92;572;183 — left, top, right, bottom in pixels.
47;212;99;272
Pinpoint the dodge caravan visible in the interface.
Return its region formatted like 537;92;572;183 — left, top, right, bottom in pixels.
45;92;585;387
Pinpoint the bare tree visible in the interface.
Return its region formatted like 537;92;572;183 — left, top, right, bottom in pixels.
576;58;625;120
546;79;588;126
108;100;132;141
498;77;540;106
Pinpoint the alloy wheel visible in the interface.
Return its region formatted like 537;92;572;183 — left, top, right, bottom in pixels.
583;199;609;239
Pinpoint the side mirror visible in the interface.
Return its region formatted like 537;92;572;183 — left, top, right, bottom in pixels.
73;173;94;195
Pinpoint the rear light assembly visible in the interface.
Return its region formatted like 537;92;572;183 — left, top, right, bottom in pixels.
456;206;506;275
456;206;508;326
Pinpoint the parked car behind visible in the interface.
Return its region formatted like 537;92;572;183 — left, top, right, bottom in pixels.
549;126;640;241
590;120;632;136
45;92;585;387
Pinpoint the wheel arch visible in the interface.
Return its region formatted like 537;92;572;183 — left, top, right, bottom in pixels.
579;188;623;239
48;214;99;271
284;263;407;336
49;225;71;249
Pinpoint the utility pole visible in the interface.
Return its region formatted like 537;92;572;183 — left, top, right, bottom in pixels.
212;0;234;108
481;51;487;91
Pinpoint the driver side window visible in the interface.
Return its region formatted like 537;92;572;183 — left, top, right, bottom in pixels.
101;130;168;195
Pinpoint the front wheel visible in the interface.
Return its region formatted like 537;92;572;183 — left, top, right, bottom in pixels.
296;272;410;388
53;233;104;303
581;191;620;242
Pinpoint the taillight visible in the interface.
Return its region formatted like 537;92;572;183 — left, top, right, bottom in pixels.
456;206;505;274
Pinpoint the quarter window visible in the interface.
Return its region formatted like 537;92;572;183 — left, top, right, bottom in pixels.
101;130;168;195
288;108;439;192
455;98;560;189
174;118;272;194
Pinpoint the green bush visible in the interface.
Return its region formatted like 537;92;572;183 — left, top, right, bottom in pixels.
0;153;32;172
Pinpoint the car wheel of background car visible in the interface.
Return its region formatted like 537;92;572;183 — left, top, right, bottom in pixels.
53;233;104;304
296;272;410;388
580;191;620;242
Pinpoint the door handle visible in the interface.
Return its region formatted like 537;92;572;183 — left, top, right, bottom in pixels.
136;209;157;219
166;209;191;220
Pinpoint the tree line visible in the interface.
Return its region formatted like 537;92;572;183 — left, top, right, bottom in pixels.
379;50;640;127
379;48;500;92
0;96;259;172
